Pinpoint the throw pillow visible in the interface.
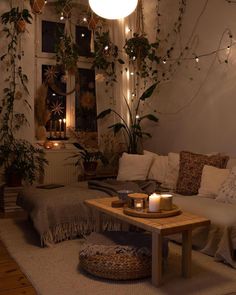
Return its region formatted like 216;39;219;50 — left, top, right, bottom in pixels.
117;152;153;181
216;166;236;204
176;151;229;195
162;152;180;190
198;165;230;198
144;150;168;183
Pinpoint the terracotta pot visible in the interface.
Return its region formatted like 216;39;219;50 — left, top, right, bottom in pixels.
5;169;22;187
30;0;45;14
83;161;98;176
16;20;26;33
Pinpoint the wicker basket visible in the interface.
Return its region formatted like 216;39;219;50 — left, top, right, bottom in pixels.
79;246;151;280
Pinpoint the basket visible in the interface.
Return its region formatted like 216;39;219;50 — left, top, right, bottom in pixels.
79;245;151;280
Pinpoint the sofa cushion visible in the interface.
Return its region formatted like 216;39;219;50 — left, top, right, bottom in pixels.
162;152;180;190
176;151;229;195
198;165;230;198
216;166;236;204
117;153;153;181
144;150;168;183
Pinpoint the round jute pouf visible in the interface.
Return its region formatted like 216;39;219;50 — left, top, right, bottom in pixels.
79;244;151;280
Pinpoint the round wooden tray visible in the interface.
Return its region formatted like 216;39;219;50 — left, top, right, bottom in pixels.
123;204;181;218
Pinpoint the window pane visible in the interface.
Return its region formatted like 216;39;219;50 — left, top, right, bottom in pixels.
75;68;97;131
76;26;93;57
42;65;67;134
42;21;64;53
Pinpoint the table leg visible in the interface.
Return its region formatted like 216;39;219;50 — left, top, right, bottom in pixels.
182;229;192;278
152;232;163;287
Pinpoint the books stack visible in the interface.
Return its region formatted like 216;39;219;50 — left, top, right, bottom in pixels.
0;185;23;213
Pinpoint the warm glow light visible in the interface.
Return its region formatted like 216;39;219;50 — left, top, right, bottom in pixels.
89;0;138;20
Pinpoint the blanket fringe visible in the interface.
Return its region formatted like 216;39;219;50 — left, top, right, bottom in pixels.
41;217;123;247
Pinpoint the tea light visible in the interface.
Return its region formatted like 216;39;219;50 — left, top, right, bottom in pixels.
134;199;143;211
161;194;173;211
149;193;161;212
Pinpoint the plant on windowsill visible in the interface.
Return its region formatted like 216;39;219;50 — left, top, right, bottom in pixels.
71;143;108;177
0;5;48;187
97;83;158;154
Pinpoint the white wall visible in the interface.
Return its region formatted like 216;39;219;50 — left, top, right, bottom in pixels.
143;0;236;157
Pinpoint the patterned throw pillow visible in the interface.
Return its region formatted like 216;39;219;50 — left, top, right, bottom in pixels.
176;151;229;195
216;166;236;204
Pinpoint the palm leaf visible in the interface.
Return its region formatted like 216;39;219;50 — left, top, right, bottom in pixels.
139;83;158;101
140;114;158;122
97;108;112;119
108;123;126;134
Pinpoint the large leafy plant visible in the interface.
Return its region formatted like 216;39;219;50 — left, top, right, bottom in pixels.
97;83;158;154
0;6;47;185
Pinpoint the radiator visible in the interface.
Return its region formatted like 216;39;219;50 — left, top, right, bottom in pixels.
42;149;82;184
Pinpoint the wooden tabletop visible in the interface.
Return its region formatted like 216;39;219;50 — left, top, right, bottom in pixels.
85;197;210;235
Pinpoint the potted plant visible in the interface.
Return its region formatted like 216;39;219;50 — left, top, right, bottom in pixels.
0;5;48;186
71;143;108;176
0;139;48;186
97;83;158;154
1;7;32;33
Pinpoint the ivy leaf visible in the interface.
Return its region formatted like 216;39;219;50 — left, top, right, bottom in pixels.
73;142;86;151
118;58;125;64
140;114;159;122
97;108;112;119
108;123;126;134
139;82;158;101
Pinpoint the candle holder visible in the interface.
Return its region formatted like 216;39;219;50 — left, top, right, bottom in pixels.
160;194;173;211
127;193;148;210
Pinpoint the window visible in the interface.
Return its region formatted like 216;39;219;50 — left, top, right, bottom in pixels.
36;10;97;137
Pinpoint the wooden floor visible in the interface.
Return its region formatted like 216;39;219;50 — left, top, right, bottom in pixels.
0;211;37;295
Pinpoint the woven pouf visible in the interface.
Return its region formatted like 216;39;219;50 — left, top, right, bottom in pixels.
79;244;151;280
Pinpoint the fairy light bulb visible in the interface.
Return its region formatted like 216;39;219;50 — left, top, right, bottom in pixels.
83;17;87;22
130;71;134;76
227;46;230;52
195;56;199;63
60;12;64;20
104;45;109;51
163;59;167;64
136;114;140;119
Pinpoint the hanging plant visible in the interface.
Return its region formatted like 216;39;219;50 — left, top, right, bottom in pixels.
55;0;73;19
30;0;46;14
1;7;32;33
93;30;124;85
55;34;80;74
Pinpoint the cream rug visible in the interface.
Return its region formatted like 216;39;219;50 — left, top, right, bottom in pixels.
0;217;236;295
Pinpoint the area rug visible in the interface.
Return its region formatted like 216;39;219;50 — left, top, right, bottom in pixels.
0;218;236;295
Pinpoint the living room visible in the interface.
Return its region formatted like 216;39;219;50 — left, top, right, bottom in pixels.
0;0;236;294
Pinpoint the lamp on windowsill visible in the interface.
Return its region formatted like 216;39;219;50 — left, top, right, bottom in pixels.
88;0;138;20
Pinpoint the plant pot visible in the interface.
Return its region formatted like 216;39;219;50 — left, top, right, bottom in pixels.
5;169;22;187
83;161;98;176
16;19;26;33
30;0;45;14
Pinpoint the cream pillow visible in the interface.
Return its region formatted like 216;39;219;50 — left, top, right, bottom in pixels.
144;150;168;183
198;165;230;198
117;152;153;181
162;153;180;190
216;166;236;204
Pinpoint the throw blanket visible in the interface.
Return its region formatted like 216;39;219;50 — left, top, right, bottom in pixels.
17;181;158;247
88;179;159;196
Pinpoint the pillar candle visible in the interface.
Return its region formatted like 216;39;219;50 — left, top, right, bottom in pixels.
161;194;173;211
49;120;52;138
54;120;57;138
63;118;66;138
59;119;62;138
149;193;161;212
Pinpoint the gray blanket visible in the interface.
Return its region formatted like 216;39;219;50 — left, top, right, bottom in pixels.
17;180;158;247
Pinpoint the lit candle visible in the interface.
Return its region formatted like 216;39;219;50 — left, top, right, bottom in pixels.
134;199;143;211
59;119;62;138
161;194;173;211
63;118;66;138
149;193;161;212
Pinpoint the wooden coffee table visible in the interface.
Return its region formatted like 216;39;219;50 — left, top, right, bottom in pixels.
85;197;210;287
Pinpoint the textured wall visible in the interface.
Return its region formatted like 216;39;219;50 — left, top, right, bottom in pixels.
143;0;236;156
